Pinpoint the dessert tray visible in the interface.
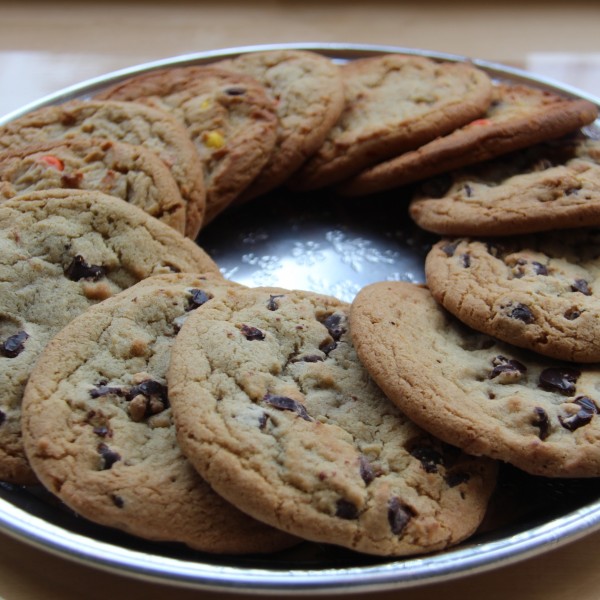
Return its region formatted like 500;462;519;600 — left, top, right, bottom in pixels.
1;43;599;594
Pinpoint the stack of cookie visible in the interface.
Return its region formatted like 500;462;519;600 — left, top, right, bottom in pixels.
1;49;600;559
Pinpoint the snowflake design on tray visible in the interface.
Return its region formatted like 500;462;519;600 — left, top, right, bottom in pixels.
241;253;282;285
325;230;400;272
291;241;325;266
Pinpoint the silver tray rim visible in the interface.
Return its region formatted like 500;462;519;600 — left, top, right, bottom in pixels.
1;42;600;595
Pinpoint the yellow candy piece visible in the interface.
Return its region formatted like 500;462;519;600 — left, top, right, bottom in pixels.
203;130;225;149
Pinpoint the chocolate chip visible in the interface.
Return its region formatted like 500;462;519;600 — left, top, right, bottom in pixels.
460;253;471;268
388;497;414;535
292;354;324;363
97;443;121;470
532;407;551;440
359;455;375;485
61;172;83;188
110;494;124;508
90;385;125;399
258;412;269;430
532;262;548;276
445;471;470;487
262;394;312;421
320;313;346;341
335;499;359;520
441;241;459;257
267;294;284;311
187;288;212;311
65;255;106;281
93;425;111;437
559;396;598;431
240;324;265;340
225;87;247;96
0;410;5;427
571;279;592;295
410;446;444;473
508;303;535;324
464;183;473;197
489;355;527;382
0;331;29;358
126;379;168;404
564;308;581;321
319;341;337;355
538;367;580;396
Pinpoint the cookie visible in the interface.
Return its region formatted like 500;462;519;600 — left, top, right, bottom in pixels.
217;49;346;200
167;287;497;556
21;273;297;553
350;281;600;478
0;99;206;237
337;83;599;196
96;66;278;222
425;233;600;363
0;188;219;484
409;138;600;236
291;55;493;190
0;138;186;234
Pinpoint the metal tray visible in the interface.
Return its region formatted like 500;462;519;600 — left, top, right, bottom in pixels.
1;43;600;595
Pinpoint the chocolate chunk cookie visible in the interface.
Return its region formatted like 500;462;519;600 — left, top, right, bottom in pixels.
167;287;497;556
350;281;600;478
0;99;206;237
338;83;598;196
96;66;278;222
217;49;345;200
409;137;600;236
0;188;219;484
291;54;493;190
425;233;600;362
0;138;186;234
22;274;296;552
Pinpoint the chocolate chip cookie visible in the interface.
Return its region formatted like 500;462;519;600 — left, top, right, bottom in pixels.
167;287;497;556
0;138;186;234
338;83;598;196
409;137;600;236
291;54;493;190
0;188;219;484
22;273;297;552
425;233;600;362
350;281;600;478
96;66;279;222
0;99;206;237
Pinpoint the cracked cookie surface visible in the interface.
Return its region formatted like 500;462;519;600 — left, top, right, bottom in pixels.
425;233;600;362
409;137;600;236
350;281;600;478
0;189;219;484
0;99;206;237
167;287;497;556
0;138;187;234
22;274;296;552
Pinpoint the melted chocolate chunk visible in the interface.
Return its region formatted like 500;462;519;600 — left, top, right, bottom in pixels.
0;410;5;427
262;394;312;421
532;261;548;276
564;308;581;321
445;471;470;487
335;499;359;520
110;494;124;508
61;172;83;188
571;279;592;295
225;87;246;96
0;330;29;358
410;446;444;473
319;341;337;355
532;407;551;440
64;255;106;281
489;355;527;380
441;241;459;257
388;497;414;535
90;385;125;399
320;313;346;341
559;396;599;431
187;288;212;311
293;354;324;363
126;379;168;404
538;367;580;396
267;294;284;311
359;455;375;485
240;324;265;340
460;253;471;268
508;303;535;324
98;443;121;470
